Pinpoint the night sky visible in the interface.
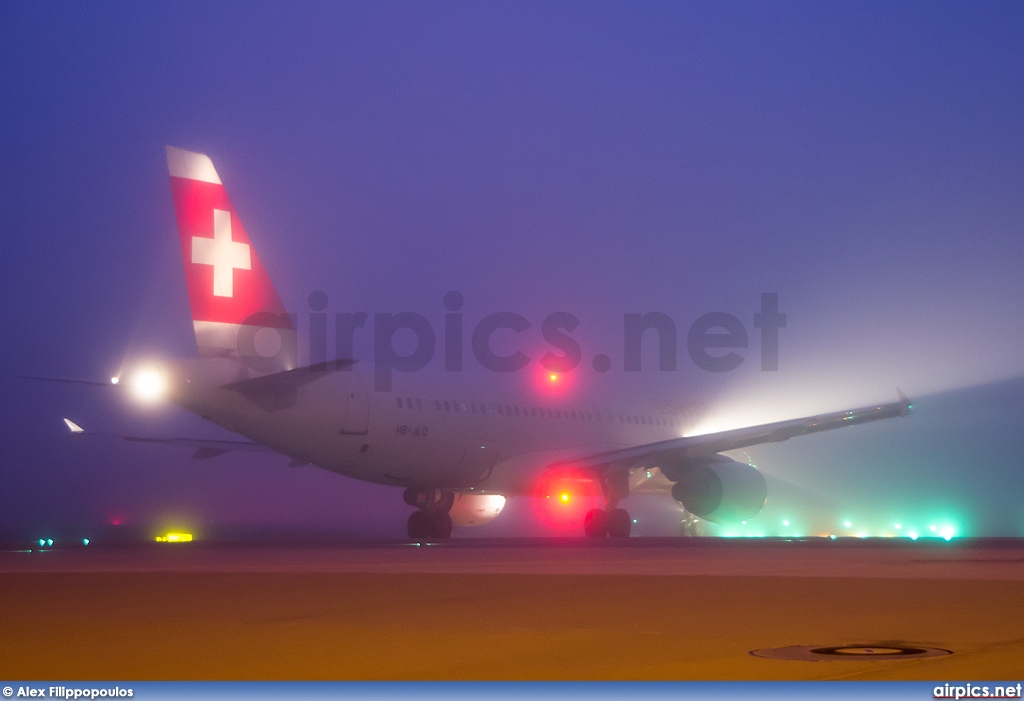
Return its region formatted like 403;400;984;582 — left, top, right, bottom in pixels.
2;1;1023;540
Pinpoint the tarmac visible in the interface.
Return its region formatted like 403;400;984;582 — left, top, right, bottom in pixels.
1;537;1022;680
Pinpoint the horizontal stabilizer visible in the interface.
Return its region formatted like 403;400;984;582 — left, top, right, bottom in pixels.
122;435;273;453
220;359;355;411
17;374;119;388
60;419;275;457
192;447;229;459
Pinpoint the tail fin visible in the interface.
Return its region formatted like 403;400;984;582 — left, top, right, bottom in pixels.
166;146;296;374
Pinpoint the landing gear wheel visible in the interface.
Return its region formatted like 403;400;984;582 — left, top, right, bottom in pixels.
583;508;608;537
679;515;703;537
607;508;632;538
407;511;430;539
429;512;453;539
437;491;455;513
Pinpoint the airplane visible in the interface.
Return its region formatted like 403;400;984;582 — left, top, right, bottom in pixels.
65;146;912;540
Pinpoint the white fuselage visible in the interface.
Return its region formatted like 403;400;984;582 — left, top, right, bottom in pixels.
169;357;684;496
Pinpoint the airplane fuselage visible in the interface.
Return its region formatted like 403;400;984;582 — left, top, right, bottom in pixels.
170;357;682;496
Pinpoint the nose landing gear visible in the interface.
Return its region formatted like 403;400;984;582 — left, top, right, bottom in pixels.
404;488;455;540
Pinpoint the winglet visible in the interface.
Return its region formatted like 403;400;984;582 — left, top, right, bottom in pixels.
896;388;912;416
63;418;84;434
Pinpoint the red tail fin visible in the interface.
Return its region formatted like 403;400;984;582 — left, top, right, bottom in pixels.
166;146;296;373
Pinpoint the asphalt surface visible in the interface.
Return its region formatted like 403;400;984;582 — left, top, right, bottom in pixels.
1;538;1022;680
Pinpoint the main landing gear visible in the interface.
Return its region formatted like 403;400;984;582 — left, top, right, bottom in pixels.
583;469;632;538
403;488;454;540
583;507;632;538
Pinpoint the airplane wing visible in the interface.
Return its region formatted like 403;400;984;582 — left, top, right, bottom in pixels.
62;418;282;460
550;393;912;472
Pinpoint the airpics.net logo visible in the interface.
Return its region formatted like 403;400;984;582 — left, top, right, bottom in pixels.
934;682;1023;699
237;292;787;391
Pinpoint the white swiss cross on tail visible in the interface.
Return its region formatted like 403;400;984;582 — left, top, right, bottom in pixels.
192;209;251;297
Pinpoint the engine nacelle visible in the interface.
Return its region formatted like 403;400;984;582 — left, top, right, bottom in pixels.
448;494;507;527
667;455;767;524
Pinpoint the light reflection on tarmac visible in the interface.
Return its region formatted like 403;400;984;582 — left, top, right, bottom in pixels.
1;538;1023;680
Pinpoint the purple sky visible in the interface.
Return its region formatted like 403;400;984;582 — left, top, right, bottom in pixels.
2;1;1023;539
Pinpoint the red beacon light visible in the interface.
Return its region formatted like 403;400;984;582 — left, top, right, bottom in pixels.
531;363;575;400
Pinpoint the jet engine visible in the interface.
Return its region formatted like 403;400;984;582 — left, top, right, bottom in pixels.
448;493;507;527
666;454;766;524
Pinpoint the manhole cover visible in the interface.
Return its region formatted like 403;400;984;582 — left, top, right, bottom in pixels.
751;644;952;661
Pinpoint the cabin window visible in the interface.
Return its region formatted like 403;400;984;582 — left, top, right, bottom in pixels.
444;401;451;411
395;397;402;408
